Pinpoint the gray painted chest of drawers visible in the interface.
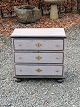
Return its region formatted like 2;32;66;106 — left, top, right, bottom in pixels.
11;28;66;82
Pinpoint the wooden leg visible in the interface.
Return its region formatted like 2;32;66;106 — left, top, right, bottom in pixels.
15;78;22;82
56;78;64;83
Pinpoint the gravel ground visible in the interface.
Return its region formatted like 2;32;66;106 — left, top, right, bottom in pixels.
0;25;80;107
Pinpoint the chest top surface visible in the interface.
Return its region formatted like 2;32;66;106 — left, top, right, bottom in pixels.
10;28;66;38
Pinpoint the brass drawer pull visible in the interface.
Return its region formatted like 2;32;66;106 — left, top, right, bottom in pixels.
36;68;42;72
35;56;42;60
35;43;42;47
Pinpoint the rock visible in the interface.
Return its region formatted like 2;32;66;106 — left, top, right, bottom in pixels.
14;5;42;24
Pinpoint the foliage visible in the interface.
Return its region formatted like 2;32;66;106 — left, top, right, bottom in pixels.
0;0;79;17
0;13;80;37
0;1;80;37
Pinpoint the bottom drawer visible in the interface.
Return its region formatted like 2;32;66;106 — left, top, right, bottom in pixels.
15;65;63;76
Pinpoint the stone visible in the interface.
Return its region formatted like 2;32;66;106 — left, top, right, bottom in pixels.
44;0;64;19
50;5;58;19
14;5;42;24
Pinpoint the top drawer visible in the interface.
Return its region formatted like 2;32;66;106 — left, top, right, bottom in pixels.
13;39;64;51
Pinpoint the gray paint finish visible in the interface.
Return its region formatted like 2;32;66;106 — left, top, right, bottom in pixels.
11;28;66;37
11;28;66;78
15;65;63;75
15;52;63;63
14;39;63;50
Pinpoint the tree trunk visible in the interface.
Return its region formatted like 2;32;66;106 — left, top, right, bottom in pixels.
38;0;43;15
0;6;3;17
77;0;80;13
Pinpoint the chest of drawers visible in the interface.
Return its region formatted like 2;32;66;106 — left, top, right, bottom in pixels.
11;28;66;82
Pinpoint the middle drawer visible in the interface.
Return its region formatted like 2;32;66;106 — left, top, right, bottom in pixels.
15;52;63;64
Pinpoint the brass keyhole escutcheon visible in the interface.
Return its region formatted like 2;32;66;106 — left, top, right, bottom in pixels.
35;56;42;60
36;68;42;73
35;43;42;47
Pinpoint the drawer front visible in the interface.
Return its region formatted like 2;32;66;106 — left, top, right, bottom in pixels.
15;65;63;76
14;39;63;50
15;53;63;63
